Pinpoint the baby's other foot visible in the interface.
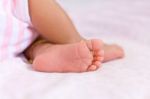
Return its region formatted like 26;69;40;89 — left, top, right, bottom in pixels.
103;44;124;62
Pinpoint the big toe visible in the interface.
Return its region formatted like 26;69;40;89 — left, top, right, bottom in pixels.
86;39;103;51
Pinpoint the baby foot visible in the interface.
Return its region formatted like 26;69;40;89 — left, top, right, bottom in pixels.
103;44;124;62
32;39;104;73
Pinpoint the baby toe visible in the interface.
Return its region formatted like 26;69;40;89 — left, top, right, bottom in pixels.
87;65;97;71
94;61;101;67
91;39;103;51
95;56;104;61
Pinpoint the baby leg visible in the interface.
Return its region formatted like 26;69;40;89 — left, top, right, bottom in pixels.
28;0;83;44
28;0;124;63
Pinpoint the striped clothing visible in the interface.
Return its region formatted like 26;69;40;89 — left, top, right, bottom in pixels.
0;0;38;61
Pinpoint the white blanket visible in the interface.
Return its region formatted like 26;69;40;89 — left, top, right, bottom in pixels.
1;0;150;99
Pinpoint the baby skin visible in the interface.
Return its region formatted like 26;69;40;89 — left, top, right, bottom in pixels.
25;0;124;73
28;39;104;72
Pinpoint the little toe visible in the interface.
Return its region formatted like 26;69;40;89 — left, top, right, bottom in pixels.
94;61;101;67
87;65;97;71
91;39;103;51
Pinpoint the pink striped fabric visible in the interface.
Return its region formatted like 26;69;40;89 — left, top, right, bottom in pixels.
0;0;38;61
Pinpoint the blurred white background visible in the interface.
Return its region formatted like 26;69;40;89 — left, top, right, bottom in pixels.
58;0;150;46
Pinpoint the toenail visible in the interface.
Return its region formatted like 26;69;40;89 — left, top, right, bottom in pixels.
91;65;97;70
88;65;97;71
